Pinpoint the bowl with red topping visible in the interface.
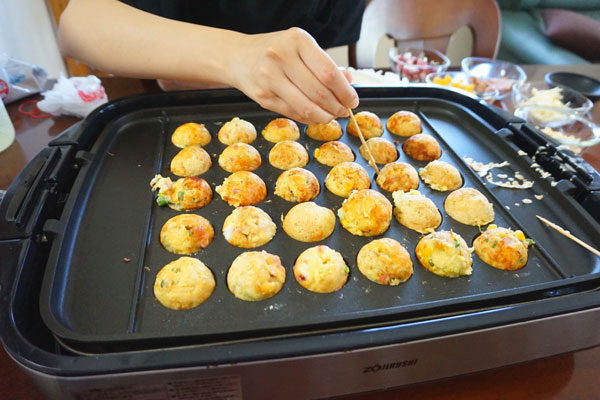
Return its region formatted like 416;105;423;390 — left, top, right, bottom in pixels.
461;57;526;100
389;47;450;83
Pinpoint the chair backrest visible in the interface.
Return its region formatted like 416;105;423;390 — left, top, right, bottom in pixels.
349;0;501;68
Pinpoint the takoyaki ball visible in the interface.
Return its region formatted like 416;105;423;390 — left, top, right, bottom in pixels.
338;189;392;237
359;137;398;164
218;117;257;145
274;168;320;202
306;120;343;141
171;122;211;148
376;162;419;193
415;231;473;278
170;145;212;177
419;160;462;191
150;174;212;211
268;140;309;170
293;245;349;293
473;225;532;271
392;189;441;234
160;214;215;255
347;111;383;139
227;251;286;301
357;238;413;285
222;206;276;248
218;143;262;173
215;171;267;207
282;202;336;242
325;161;370;198
262;118;300;143
154;257;215;310
314;141;355;167
402;134;442;161
444;187;494;226
386;111;422;137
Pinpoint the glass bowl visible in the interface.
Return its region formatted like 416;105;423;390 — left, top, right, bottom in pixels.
389;47;450;83
514;105;600;152
461;57;526;100
426;71;499;103
512;80;593;116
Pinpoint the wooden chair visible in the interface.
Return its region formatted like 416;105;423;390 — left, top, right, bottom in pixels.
349;0;501;68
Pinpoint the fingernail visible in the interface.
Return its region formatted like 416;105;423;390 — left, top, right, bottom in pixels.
349;97;359;109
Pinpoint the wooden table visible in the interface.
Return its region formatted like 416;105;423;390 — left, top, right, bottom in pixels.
1;66;600;400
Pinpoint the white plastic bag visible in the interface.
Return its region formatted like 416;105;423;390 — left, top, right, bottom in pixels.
0;53;48;104
37;74;107;118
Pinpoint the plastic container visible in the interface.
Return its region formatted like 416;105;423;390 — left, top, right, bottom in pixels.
0;100;15;153
514;105;600;152
426;71;499;103
389;47;450;82
461;57;526;100
512;81;593;116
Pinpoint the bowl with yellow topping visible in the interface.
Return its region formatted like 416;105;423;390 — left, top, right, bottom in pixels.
512;81;593;117
514;106;600;153
426;71;499;103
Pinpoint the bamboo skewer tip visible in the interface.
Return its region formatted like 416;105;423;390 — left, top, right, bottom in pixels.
347;108;379;175
536;215;600;257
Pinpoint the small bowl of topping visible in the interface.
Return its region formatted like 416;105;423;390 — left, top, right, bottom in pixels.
389;47;450;83
426;71;499;103
514;106;600;153
512;80;593;117
461;57;526;100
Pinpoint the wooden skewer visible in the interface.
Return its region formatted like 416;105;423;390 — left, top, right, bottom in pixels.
348;108;380;175
536;215;600;257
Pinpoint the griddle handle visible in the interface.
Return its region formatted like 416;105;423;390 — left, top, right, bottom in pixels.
0;148;55;240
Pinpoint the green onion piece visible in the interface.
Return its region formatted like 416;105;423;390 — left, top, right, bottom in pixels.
525;238;535;246
157;194;170;207
160;280;166;288
428;258;434;267
178;191;185;201
454;238;460;248
187;228;194;237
